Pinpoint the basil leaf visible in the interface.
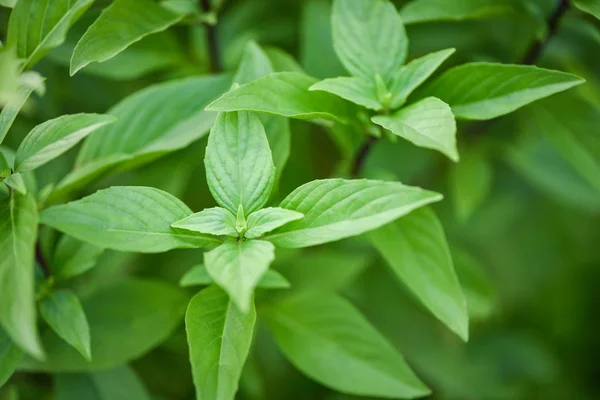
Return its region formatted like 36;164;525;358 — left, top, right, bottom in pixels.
0;192;42;359
245;207;304;239
574;0;600;19
205;112;275;215
310;76;383;111
332;0;408;84
70;0;182;75
7;0;94;69
0;72;45;145
265;179;442;248
372;97;458;161
15;114;116;172
401;0;513;24
52;236;104;281
449;145;492;222
265;292;430;398
417;63;585;120
369;207;469;341
172;207;238;237
41;187;220;253
204;240;275;312
181;265;290;289
0;327;22;387
186;286;255;400
39;290;91;361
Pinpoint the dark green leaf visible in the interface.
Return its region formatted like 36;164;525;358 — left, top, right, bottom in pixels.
51;236;104;280
0;327;22;387
401;0;513;24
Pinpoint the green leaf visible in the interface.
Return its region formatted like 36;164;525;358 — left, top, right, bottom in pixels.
70;0;183;75
4;172;26;195
526;94;600;194
53;75;230;200
453;251;495;320
0;327;23;387
206;72;355;123
205;112;275;215
276;250;370;294
40;187;220;253
7;0;94;69
55;365;152;400
417;63;585;120
0;192;42;359
389;48;455;109
51;236;104;280
401;0;513;24
573;0;600;20
264;46;305;74
15;114;116;172
245;207;304;239
181;264;290;289
309;77;383;111
0;72;45;146
23;280;187;372
0;0;16;8
186;286;255;400
372;97;458;161
265;179;442;248
234;42;291;183
332;0;408;84
172;207;238;237
39;290;91;361
265;292;430;398
369;207;469;340
204;240;275;313
449;146;492;222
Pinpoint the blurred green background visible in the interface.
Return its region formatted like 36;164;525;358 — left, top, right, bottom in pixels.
1;0;599;399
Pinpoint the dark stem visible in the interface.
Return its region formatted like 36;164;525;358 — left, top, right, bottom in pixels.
351;136;377;178
521;0;570;65
200;0;221;73
35;242;50;278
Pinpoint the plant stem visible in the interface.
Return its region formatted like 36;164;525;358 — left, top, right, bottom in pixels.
35;242;50;278
200;0;221;73
521;0;570;65
350;136;377;178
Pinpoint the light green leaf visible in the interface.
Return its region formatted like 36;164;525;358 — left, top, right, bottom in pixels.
401;0;513;24
52;75;230;200
389;48;455;109
23;280;187;372
0;0;16;8
181;264;290;289
453;251;495;320
449;146;492;222
55;365;151;400
172;207;238;237
7;0;94;69
40;187;220;253
368;207;469;341
4;173;26;195
70;0;182;75
573;0;600;20
264;46;305;74
245;207;304;239
266;292;430;398
51;236;104;280
0;192;42;359
234;42;291;183
309;77;382;111
15;114;116;172
206;72;355;123
0;327;23;387
0;72;45;146
39;290;91;361
417;63;585;120
332;0;408;84
204;240;275;313
265;179;442;248
186;286;255;400
373;97;458;161
205;112;275;215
